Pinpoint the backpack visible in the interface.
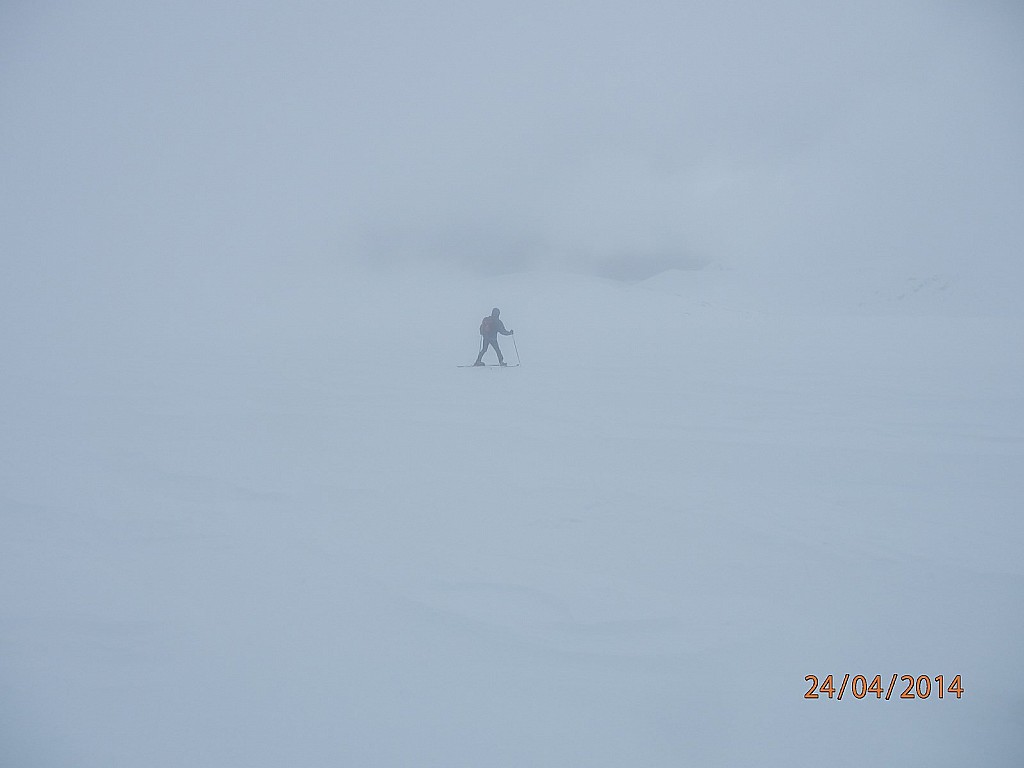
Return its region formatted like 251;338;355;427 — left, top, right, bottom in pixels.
480;316;497;336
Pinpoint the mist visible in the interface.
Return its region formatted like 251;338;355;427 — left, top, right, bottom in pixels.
4;4;1024;766
3;0;1022;288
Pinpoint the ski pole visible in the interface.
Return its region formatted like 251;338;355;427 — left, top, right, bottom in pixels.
512;333;521;366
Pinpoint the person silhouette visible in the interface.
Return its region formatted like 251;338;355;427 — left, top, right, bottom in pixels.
474;307;513;366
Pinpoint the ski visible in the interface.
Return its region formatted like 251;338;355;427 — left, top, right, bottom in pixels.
457;364;521;368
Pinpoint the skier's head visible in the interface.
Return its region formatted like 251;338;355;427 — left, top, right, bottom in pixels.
491;307;500;317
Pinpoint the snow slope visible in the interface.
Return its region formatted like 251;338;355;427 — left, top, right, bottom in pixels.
2;264;1022;766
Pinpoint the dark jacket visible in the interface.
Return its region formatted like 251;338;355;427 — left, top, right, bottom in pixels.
480;315;511;339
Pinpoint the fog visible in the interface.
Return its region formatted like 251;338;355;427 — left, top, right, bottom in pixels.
3;4;1024;765
3;0;1022;287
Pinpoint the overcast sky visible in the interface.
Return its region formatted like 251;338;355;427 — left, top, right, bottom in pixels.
2;0;1022;283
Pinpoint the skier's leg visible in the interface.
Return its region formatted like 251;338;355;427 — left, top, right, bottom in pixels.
493;339;504;364
474;336;486;364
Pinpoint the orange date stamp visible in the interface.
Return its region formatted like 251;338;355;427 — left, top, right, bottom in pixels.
804;674;963;701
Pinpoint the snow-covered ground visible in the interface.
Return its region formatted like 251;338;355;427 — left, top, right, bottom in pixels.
2;263;1021;766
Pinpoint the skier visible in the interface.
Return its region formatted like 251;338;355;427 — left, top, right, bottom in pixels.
474;307;514;366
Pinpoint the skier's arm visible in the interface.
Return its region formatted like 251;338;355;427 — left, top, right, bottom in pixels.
498;320;513;336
